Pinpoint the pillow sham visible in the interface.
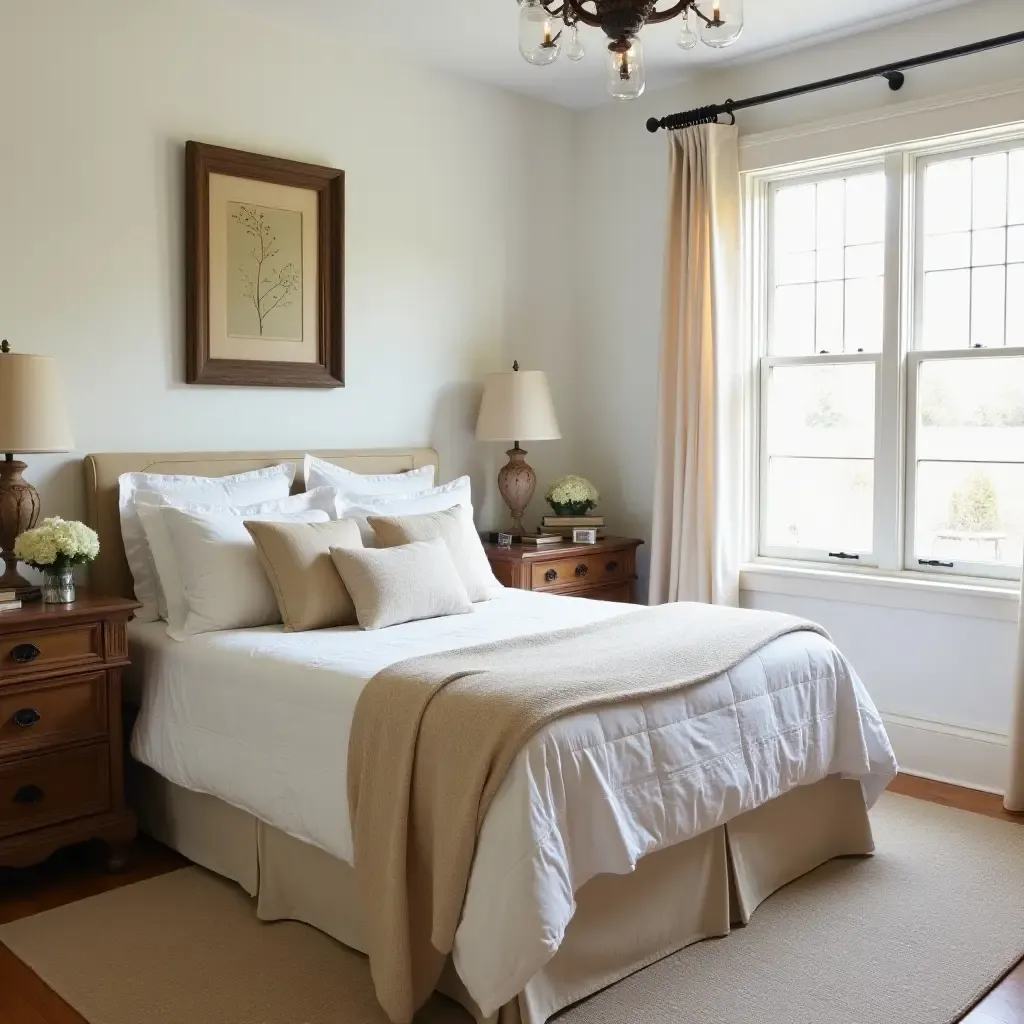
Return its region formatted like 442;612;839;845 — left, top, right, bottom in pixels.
157;506;330;641
304;455;435;497
369;504;501;603
119;462;296;622
245;518;363;632
136;487;340;622
337;475;473;544
329;538;472;630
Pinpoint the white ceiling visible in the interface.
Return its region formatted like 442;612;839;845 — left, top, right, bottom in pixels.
226;0;974;109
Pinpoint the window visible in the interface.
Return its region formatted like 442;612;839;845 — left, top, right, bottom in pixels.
754;136;1024;582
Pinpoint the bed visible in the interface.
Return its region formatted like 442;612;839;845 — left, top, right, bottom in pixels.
84;448;898;1024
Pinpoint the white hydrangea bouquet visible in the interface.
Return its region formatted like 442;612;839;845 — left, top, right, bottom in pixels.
14;518;100;570
545;475;600;517
14;518;99;603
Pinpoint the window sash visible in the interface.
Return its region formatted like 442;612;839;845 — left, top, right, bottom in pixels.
904;346;1024;582
758;352;882;566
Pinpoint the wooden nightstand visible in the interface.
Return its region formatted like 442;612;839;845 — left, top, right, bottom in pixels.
0;593;138;870
485;536;643;603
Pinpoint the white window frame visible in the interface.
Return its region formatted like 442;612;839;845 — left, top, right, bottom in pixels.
750;134;1024;585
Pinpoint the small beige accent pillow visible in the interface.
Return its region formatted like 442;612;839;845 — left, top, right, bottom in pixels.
245;518;364;632
368;505;501;603
329;538;473;630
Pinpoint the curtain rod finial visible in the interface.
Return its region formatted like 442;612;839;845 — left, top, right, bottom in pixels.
646;117;662;133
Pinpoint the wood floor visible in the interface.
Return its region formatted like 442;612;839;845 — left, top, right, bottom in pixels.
0;776;1020;1023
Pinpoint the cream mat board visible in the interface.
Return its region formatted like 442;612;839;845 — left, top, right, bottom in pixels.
2;793;1023;1024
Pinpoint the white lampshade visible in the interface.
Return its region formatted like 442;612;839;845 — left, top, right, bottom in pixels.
0;354;74;454
476;368;561;442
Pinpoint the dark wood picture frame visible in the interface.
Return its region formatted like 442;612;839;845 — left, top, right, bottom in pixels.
185;141;345;388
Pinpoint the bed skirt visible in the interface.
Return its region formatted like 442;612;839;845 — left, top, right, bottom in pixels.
128;762;875;1024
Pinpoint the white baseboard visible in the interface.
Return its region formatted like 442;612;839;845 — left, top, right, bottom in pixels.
882;712;1009;795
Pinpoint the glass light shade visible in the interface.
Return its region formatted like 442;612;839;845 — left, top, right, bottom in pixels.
677;8;698;50
607;37;645;101
566;23;585;62
519;0;562;66
697;0;744;48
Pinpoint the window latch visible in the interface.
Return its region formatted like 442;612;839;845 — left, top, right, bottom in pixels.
828;552;860;560
918;558;954;568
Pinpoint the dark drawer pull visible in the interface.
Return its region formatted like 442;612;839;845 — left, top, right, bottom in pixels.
11;644;41;664
12;784;44;806
575;563;589;577
545;569;558;583
12;708;41;728
606;560;619;573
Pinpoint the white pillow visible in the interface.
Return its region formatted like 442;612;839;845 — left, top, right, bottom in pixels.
338;476;473;544
303;455;434;497
156;506;330;641
136;487;340;623
118;463;296;622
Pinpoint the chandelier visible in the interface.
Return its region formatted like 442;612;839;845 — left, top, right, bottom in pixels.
517;0;744;100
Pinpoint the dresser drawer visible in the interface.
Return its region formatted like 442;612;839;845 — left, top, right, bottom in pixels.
0;672;108;757
0;744;110;839
0;624;103;681
532;551;630;591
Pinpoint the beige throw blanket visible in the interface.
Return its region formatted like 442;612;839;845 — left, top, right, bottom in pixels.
348;602;829;1022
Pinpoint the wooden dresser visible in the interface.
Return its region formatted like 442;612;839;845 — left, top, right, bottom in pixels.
0;593;138;870
484;536;643;603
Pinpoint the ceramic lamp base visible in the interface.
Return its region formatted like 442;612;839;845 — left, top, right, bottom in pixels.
497;445;537;536
0;458;42;601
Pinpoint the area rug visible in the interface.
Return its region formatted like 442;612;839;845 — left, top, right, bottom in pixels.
2;793;1023;1024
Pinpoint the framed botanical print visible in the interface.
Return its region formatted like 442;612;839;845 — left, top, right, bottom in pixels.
185;142;344;388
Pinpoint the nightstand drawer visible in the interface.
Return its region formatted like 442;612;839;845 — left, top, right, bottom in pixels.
0;744;110;838
0;672;108;757
532;551;629;591
0;624;103;681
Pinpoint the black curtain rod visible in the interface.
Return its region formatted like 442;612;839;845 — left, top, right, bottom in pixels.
647;29;1024;134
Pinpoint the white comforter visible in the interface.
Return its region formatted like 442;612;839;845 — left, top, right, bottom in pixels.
129;590;897;1015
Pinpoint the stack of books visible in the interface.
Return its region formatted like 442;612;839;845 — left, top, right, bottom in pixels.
0;589;22;613
539;515;606;540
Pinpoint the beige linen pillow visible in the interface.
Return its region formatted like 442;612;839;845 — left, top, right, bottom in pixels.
245;519;364;632
368;504;501;603
329;538;472;630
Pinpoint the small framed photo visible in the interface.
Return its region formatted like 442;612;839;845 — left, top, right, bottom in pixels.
496;532;514;549
572;528;598;545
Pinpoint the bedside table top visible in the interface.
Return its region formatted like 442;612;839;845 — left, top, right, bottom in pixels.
0;592;140;630
483;536;643;563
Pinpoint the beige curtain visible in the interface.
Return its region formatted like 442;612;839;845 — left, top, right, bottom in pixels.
649;124;741;607
1005;576;1024;812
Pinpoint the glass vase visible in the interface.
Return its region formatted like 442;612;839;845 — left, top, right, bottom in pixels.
42;566;76;604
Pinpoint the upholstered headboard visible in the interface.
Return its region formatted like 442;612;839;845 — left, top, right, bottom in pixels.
83;448;440;600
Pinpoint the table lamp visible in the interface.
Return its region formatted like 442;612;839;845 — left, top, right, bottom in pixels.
0;342;74;600
476;361;561;535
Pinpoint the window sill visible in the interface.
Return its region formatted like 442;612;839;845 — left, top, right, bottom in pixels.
740;561;1020;622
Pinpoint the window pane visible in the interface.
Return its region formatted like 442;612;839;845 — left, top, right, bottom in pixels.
925;159;971;235
1010;150;1024;225
915;355;1024;571
846;243;884;279
816;246;844;281
922;269;970;350
845;277;884;353
973;228;1007;267
972;152;1008;229
817;180;844;248
846;175;885;245
774;284;815;354
972;266;1006;349
1009;264;1024;347
775;185;816;253
924;232;971;272
915;463;1024;570
777;251;816;285
767;362;876;459
816;281;844;353
766;458;874;553
1007;225;1024;263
